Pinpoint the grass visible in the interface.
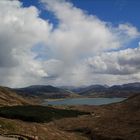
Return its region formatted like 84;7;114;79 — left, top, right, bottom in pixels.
0;120;16;132
0;105;89;123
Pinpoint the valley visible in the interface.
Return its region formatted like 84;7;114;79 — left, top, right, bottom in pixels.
0;84;140;140
0;0;140;139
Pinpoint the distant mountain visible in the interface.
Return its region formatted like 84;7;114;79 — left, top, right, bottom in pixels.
110;82;140;91
14;85;78;99
68;82;140;98
104;82;140;97
0;86;31;106
13;82;140;99
74;85;108;94
61;85;108;93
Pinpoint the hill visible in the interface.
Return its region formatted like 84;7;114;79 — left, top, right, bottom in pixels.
70;82;140;97
0;92;139;140
0;86;31;106
13;85;79;99
13;82;140;99
54;94;140;140
74;85;108;94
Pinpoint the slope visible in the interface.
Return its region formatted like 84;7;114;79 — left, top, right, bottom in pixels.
14;85;78;99
0;86;31;106
53;94;140;140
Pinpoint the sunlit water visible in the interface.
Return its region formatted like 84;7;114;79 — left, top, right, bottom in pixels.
43;98;126;106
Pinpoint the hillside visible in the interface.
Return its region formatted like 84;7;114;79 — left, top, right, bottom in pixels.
53;94;140;140
0;86;31;106
14;85;79;99
0;105;89;123
70;82;140;97
0;93;139;140
0;105;89;140
13;82;140;99
74;85;108;94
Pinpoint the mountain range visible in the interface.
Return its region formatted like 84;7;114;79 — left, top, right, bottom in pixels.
13;85;79;99
12;82;140;99
61;82;140;98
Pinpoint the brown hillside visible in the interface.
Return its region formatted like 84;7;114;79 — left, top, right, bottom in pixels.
52;94;140;140
0;86;31;106
0;93;139;140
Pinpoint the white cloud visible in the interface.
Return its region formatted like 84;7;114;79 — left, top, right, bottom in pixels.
0;0;140;87
118;23;140;38
0;0;51;87
40;0;140;86
86;46;140;75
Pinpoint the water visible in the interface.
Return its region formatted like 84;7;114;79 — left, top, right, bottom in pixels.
43;98;126;106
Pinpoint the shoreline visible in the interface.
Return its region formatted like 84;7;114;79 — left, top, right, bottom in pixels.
44;96;127;101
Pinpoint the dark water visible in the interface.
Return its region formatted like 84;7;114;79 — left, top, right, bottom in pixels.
43;98;126;106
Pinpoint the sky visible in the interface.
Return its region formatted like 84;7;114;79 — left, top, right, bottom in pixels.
22;0;140;30
0;0;140;87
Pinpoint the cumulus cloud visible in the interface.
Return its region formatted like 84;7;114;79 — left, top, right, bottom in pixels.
87;46;140;75
42;0;120;54
118;23;140;38
40;0;140;86
0;0;51;87
0;0;140;87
